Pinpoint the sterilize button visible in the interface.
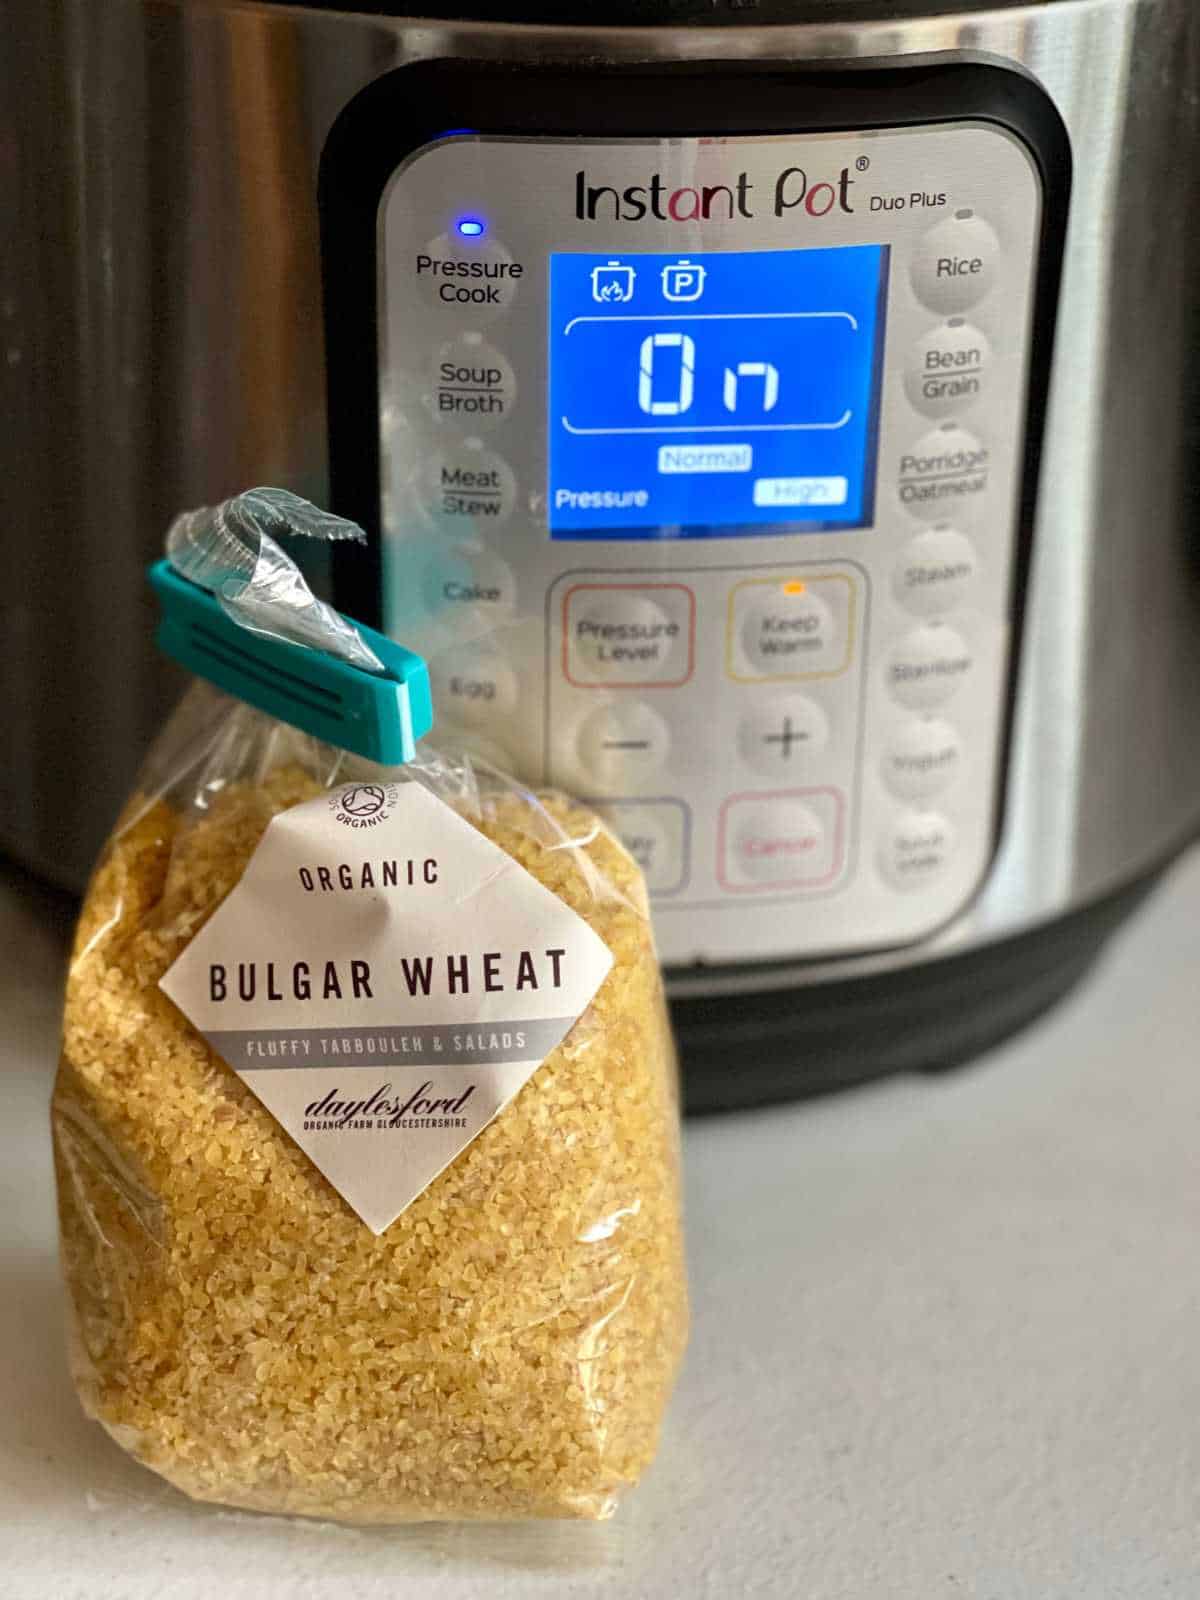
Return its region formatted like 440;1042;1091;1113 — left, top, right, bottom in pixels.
422;440;516;529
737;694;830;776
577;700;670;789
880;811;955;890
910;210;1000;313
740;584;836;674
905;320;992;419
897;424;989;525
882;718;963;801
429;333;516;430
893;527;977;616
887;623;972;708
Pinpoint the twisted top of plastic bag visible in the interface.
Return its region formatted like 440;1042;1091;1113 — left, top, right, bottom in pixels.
166;487;384;674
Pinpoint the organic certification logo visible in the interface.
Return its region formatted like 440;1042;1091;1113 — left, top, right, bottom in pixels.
329;782;401;830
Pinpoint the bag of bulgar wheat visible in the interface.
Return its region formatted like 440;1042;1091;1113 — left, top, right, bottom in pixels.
51;490;687;1524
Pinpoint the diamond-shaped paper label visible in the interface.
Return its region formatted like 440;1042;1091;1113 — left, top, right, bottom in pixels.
160;781;613;1233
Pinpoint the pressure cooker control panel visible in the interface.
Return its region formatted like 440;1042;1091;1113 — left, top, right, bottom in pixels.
353;107;1050;967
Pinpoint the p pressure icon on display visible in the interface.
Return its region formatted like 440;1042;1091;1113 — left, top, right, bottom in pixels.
591;260;636;303
662;259;706;302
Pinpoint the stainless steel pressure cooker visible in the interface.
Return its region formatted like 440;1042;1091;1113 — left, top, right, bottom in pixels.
6;0;1199;1106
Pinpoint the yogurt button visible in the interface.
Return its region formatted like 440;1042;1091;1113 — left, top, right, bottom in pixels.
911;210;1000;313
577;700;670;790
893;528;978;616
904;320;992;418
882;718;963;801
880;811;955;890
887;624;973;709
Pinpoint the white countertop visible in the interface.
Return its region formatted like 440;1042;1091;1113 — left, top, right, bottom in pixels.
4;852;1199;1599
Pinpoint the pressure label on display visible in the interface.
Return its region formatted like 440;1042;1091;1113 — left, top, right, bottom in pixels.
548;246;890;537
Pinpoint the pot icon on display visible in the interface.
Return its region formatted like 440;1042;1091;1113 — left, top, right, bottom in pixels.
661;259;706;302
591;260;637;303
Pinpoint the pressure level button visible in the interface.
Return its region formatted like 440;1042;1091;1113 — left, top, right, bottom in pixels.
910;210;1000;313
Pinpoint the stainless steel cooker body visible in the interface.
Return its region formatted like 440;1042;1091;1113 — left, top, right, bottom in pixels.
6;1;1199;1066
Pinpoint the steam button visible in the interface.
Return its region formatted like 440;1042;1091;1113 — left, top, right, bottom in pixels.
893;528;977;616
911;210;1000;313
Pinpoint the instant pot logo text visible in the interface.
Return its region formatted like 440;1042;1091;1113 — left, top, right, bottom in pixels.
574;166;855;223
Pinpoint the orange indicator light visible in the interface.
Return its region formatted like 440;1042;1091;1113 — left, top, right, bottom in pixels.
783;580;807;595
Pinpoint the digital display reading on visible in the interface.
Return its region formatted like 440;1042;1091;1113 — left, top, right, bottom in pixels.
548;246;889;538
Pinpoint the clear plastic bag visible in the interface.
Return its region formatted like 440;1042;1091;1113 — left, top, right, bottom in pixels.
51;494;687;1524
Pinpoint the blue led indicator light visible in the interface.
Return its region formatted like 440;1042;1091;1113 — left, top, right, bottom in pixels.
456;217;486;237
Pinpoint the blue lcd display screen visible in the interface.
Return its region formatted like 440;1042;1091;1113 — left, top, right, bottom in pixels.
548;245;889;538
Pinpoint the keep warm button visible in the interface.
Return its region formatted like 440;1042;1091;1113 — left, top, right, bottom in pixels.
718;788;844;893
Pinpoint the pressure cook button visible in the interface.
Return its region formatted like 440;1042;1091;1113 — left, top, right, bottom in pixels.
882;718;963;801
880;811;955;890
898;424;990;524
887;623;973;709
415;232;521;319
911;210;1000;313
424;546;517;621
429;333;516;429
430;646;518;728
737;694;830;777
740;585;836;674
564;585;694;687
577;700;670;790
422;440;517;529
904;320;992;419
893;527;978;616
